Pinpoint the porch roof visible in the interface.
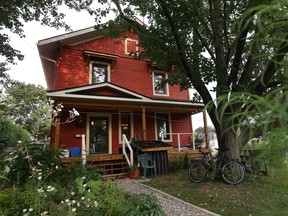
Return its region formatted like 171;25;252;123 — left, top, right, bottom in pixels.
47;83;204;114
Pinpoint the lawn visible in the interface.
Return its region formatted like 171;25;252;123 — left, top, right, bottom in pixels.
144;168;288;216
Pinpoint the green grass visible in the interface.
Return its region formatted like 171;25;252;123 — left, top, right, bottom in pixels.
144;168;288;216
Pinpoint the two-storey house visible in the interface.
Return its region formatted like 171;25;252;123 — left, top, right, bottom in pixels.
37;24;204;173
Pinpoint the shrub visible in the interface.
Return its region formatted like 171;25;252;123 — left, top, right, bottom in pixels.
0;144;61;187
124;194;164;216
169;154;189;171
0;118;31;151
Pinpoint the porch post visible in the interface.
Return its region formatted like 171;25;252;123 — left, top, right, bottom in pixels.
203;110;210;149
142;106;147;140
54;118;60;150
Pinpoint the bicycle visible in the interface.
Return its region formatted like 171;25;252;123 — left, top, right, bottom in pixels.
188;147;245;185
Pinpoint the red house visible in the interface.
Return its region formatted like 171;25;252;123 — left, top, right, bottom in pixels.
37;24;204;176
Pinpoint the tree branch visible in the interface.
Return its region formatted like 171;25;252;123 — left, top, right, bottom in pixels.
253;34;288;95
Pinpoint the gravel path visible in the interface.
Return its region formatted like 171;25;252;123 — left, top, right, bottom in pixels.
115;178;220;216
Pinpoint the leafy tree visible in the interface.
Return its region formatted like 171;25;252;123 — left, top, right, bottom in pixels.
88;0;288;157
2;83;51;141
0;0;71;78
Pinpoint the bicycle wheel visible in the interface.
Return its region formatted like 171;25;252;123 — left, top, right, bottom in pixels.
188;160;208;183
221;161;245;185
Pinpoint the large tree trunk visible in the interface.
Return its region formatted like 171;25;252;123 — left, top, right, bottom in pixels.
212;113;242;159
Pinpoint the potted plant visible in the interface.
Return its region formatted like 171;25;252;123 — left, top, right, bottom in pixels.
128;163;140;179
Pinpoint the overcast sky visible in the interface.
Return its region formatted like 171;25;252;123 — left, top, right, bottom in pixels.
6;7;97;87
4;7;212;129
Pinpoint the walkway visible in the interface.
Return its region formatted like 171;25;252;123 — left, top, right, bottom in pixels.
115;178;220;216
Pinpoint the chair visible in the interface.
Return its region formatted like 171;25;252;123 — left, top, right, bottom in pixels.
137;154;157;177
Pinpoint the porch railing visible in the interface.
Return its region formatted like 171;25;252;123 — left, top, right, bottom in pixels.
161;132;195;151
122;135;134;166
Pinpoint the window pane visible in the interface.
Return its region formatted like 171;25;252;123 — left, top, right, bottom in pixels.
121;112;131;141
92;64;107;83
154;72;166;94
156;113;170;140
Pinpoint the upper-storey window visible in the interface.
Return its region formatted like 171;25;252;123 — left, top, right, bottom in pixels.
125;38;138;55
90;61;110;84
153;70;169;96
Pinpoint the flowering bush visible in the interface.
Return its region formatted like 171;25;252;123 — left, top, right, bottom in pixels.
0;143;163;215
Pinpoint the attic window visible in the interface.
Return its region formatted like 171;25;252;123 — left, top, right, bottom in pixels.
125;38;138;55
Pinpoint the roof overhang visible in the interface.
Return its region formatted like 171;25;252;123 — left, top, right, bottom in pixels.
37;26;104;89
47;83;204;114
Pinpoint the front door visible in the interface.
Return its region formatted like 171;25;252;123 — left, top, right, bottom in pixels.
90;117;109;154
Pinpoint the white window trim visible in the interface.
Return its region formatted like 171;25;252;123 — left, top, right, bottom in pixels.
118;111;134;144
85;113;112;155
154;112;172;142
89;61;111;84
125;38;139;55
152;70;169;96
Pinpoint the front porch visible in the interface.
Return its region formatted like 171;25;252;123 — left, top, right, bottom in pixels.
59;142;210;180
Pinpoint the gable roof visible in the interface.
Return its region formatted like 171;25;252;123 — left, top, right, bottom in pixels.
47;82;204;114
37;26;105;89
37;17;147;88
47;82;150;101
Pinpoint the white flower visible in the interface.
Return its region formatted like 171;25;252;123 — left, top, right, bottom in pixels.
55;165;59;169
81;197;85;200
38;176;42;180
77;202;80;207
61;201;64;204
72;200;76;204
94;201;98;208
82;176;86;179
47;186;55;192
23;209;27;213
83;184;87;187
86;204;90;208
72;208;76;212
65;199;70;203
29;208;33;212
71;192;75;196
37;161;43;166
37;188;44;193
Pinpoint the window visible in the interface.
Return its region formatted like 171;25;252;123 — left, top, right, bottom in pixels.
119;112;133;142
153;71;169;95
90;62;110;84
125;38;138;55
155;113;171;141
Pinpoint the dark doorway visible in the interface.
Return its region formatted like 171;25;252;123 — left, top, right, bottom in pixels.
90;117;109;154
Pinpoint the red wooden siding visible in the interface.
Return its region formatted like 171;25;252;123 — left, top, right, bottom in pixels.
169;113;193;147
53;30;190;101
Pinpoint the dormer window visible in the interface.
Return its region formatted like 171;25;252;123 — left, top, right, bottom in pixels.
89;61;110;84
153;70;169;96
125;38;138;55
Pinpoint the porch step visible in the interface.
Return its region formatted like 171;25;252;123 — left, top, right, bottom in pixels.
102;172;129;180
60;154;130;180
